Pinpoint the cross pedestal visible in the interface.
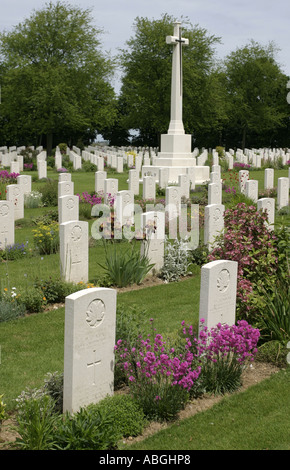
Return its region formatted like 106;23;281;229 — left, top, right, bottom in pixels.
155;22;204;183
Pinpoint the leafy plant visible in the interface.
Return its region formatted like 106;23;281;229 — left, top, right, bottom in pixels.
15;394;59;450
53;407;118;450
99;241;154;287
89;394;146;438
32;221;59;254
160;237;191;282
40;179;58;207
0;299;26;322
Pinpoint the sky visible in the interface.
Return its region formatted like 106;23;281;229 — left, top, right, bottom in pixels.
0;0;289;94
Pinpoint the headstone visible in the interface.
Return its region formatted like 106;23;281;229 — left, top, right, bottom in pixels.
245;180;258;202
204;204;224;249
128;169;139;195
116;156;123;173
199;260;238;331
143;175;156;201
158;168;169;189
277;177;289;210
257;198;275;230
239;170;249;194
95;171;107;194
165;186;181;222
59;220;88;283
10;161;20;174
17;175;32;195
0;200;14;249
140;211;165;274
178;174;190;199
6;184;24;220
59;172;72;183
58;195;79;224
63;287;116;414
38;160;47;180
104;178;118;205
264;168;274;190
115;190;134;228
208;182;222;205
58;181;74;198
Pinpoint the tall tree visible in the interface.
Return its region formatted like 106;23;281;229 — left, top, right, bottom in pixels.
223;40;289;149
118;14;226;147
0;1;117;153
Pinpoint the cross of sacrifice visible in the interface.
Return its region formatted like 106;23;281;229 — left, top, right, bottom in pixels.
166;22;189;136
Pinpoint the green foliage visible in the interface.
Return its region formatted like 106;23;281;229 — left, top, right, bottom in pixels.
0;1;116;150
198;355;244;395
0;299;26;323
81;160;98;172
53;407;118;450
40;179;58;207
17;287;45;313
34;277;76;304
89;394;146;438
15;394;59;450
115;304;148;388
32;221;59;255
189;244;209;266
24;191;43;209
160;238;191;282
0;395;7;424
256;340;289;368
99;241;154;287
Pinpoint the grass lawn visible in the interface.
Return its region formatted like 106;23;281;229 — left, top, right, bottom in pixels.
125;367;290;450
0;163;289;449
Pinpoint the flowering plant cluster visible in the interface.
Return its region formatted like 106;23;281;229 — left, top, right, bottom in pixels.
115;320;201;420
233;162;251;170
23;163;33;170
32;221;59;255
115;318;260;419
0;170;19;199
186;319;260;365
208;203;278;319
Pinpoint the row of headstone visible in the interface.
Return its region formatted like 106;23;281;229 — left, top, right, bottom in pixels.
62;255;238;414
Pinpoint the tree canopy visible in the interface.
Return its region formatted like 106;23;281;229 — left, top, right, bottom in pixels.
0;1;117;153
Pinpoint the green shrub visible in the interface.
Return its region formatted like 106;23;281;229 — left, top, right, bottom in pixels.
255;340;289;367
53;407;118;450
32;208;58;225
15;394;59;450
34;277;75;304
0;242;29;260
17;287;45;313
0;299;26;322
114;304;148;389
89;394;146;438
41;179;58;206
32;221;59;255
189;244;209;266
42;372;63;414
81;160;97;172
99;241;154;287
160;238;191;282
24;191;43;208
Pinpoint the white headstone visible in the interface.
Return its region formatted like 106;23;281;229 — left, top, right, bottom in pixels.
58;195;79;224
63;287;116;414
264;168;274;190
239;170;249;194
6;184;24;220
204;204;224;249
95;171;107;194
59;172;72;183
17;175;32;195
245;180;258;202
178;174;190;199
0;200;14;249
143;175;156;201
257;198;275;230
38;160;47;180
277;177;289;210
104;178;118;205
141;211;165;274
60;220;88;283
199;260;238;331
128;169;139;195
208;182;222;205
58;181;74;198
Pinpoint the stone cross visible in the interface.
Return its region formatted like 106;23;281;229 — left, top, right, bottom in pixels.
166;22;189;135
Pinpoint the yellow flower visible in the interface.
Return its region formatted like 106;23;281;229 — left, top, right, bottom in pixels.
43;297;46;301
4;288;8;292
